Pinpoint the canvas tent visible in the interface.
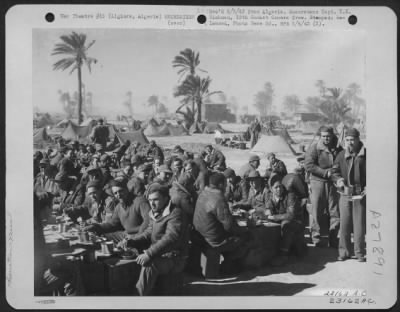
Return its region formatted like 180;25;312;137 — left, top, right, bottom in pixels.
273;128;296;144
144;123;170;137
115;130;149;145
167;124;189;136
56;119;78;128
251;135;296;155
33;127;50;145
189;121;204;134
80;117;97;127
61;121;93;142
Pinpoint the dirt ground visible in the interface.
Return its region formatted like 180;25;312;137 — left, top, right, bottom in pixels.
153;130;368;296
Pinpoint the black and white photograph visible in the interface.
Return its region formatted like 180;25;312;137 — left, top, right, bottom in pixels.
5;5;397;309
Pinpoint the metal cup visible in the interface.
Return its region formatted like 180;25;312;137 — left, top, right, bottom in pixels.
105;241;114;254
78;231;90;243
58;223;66;233
344;186;353;195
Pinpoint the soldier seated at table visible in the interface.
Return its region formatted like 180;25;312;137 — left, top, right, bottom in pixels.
233;171;271;219
63;180;113;224
266;174;306;266
119;183;190;296
223;168;244;204
34;192;81;296
84;180;150;243
193;172;250;275
53;172;86;213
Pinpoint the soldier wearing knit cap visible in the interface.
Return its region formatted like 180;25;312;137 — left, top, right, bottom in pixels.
331;127;366;262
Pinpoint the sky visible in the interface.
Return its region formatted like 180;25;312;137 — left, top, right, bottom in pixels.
33;28;366;118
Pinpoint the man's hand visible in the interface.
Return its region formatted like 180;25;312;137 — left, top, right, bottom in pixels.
136;253;151;266
326;170;332;178
117;238;129;251
84;224;100;234
267;215;275;221
301;198;308;207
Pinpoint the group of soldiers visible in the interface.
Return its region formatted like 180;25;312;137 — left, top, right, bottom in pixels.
33;119;366;296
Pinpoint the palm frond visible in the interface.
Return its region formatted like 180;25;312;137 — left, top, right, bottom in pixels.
53;58;76;71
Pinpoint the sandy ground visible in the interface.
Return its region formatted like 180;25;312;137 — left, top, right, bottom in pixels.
153;131;368;296
181;241;368;296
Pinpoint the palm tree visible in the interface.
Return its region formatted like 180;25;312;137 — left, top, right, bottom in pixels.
174;75;221;122
172;48;207;80
320;88;352;126
172;48;208;117
52;32;97;124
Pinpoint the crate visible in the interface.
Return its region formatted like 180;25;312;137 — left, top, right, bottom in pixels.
103;258;141;295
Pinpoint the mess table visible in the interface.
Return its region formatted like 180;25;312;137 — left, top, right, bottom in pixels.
233;213;282;268
43;220;141;295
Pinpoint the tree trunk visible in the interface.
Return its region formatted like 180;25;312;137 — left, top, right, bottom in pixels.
196;99;202;122
77;66;83;125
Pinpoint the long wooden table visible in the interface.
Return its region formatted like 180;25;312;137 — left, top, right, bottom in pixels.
43;224;141;295
235;217;282;268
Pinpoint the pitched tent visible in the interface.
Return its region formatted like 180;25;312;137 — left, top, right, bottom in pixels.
157;123;171;136
80;117;97;127
115;129;149;145
33;127;50;145
189;121;203;134
273;128;296;144
144;123;170;137
106;123;119;140
251;135;296;155
61;121;93;142
56;119;78;128
167;124;189;136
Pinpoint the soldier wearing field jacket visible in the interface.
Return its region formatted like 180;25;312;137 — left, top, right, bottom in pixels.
305;126;343;248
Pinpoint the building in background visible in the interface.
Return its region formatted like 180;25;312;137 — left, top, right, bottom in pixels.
202;103;236;123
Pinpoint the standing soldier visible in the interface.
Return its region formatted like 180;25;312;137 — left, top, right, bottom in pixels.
331;128;366;262
305;126;343;248
90;118;110;150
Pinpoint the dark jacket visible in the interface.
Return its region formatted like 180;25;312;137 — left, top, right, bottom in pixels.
90;125;109;146
208;149;226;171
265;159;288;179
282;173;309;199
224;177;244;203
170;181;195;220
59;181;85;211
331;143;366;190
129;202;189;259
238;186;270;214
305;138;343;182
98;195;150;235
266;189;303;224
193;187;240;247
